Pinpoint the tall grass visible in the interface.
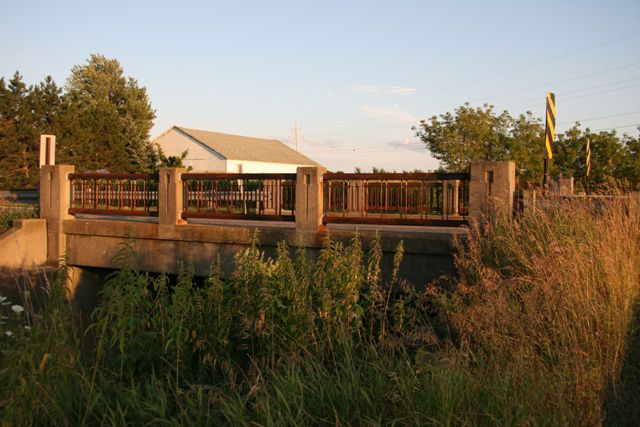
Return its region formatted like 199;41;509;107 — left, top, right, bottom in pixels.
0;199;638;425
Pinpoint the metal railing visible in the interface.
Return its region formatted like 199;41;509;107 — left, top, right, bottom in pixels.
181;173;297;221
69;173;158;216
323;172;470;226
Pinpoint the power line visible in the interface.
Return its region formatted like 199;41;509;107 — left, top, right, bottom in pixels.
557;110;640;125
303;31;640;130
304;118;640;155
304;78;640;138
589;123;639;132
303;61;640;135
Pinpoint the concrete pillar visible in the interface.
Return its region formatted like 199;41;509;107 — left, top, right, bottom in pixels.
442;181;451;218
295;166;326;241
39;164;74;266
549;177;574;195
521;189;537;214
469;160;516;224
39;135;56;167
158;168;185;225
451;180;460;215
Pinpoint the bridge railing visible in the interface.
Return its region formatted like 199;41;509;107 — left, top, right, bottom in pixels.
59;161;517;230
68;173;158;216
322;172;470;226
181;173;297;221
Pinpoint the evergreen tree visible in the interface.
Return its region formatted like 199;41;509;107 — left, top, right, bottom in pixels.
0;73;65;188
59;54;156;172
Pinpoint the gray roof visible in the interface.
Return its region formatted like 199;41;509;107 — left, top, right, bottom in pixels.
173;126;317;165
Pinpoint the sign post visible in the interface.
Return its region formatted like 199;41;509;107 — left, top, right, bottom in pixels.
543;92;555;187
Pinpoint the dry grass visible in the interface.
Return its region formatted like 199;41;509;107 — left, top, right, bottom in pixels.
444;197;640;423
0;198;638;425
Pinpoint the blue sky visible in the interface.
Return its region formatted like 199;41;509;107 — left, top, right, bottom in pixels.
2;0;639;171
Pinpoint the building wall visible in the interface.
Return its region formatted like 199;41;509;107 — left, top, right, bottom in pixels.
154;129;226;172
226;159;307;173
154;128;314;174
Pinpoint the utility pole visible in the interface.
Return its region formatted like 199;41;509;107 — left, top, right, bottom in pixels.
291;121;300;151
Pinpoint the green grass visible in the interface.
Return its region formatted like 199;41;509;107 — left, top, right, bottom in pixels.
0;206;38;234
0;199;638;425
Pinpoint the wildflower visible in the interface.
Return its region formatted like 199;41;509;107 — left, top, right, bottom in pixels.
0;296;7;304
11;305;24;314
5;331;13;337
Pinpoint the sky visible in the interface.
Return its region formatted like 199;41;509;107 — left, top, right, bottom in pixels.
1;0;639;172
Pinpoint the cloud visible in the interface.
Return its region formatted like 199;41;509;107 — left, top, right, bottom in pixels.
359;104;419;124
386;137;425;152
349;85;416;96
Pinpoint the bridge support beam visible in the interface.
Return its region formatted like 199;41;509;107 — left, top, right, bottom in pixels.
39;164;74;266
469;160;515;224
295;166;326;244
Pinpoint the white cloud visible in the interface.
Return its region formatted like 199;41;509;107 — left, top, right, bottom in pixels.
359;104;419;124
387;137;424;152
349;85;416;96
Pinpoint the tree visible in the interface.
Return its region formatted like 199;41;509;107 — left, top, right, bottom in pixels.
414;103;639;188
621;131;640;190
0;72;63;188
413;103;543;180
555;125;633;188
59;54;156;173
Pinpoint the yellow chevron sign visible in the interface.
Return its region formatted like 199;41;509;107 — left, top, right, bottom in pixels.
544;92;556;159
586;138;591;177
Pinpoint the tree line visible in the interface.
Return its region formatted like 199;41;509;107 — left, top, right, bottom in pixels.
0;54;177;189
2;55;638;190
414;103;640;189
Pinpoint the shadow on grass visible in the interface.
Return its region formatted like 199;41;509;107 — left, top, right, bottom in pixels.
604;309;640;426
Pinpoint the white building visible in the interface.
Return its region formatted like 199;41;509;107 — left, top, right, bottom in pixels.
153;126;318;173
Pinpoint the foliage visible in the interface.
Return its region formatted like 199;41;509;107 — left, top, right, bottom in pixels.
414;103;640;188
1;203;639;424
0;54;157;189
0;73;63;188
0;206;38;234
58;54;156;173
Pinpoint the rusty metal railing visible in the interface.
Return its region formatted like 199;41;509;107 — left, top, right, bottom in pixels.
181;173;296;221
69;173;158;216
323;172;469;226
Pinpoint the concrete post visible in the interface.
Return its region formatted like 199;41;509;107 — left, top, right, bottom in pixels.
158;168;185;225
39;164;74;266
451;180;460;215
521;189;537;213
295;166;326;241
549;177;574;195
469;160;516;224
39;135;56;167
442;181;451;217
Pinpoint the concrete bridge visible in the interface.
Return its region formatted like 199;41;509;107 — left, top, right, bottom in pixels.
0;161;517;293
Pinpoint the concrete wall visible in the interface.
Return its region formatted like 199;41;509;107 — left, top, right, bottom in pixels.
63;218;464;291
0;219;47;269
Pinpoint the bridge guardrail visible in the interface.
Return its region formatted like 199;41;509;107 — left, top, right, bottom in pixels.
323;172;470;227
68;173;158;216
181;173;297;221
